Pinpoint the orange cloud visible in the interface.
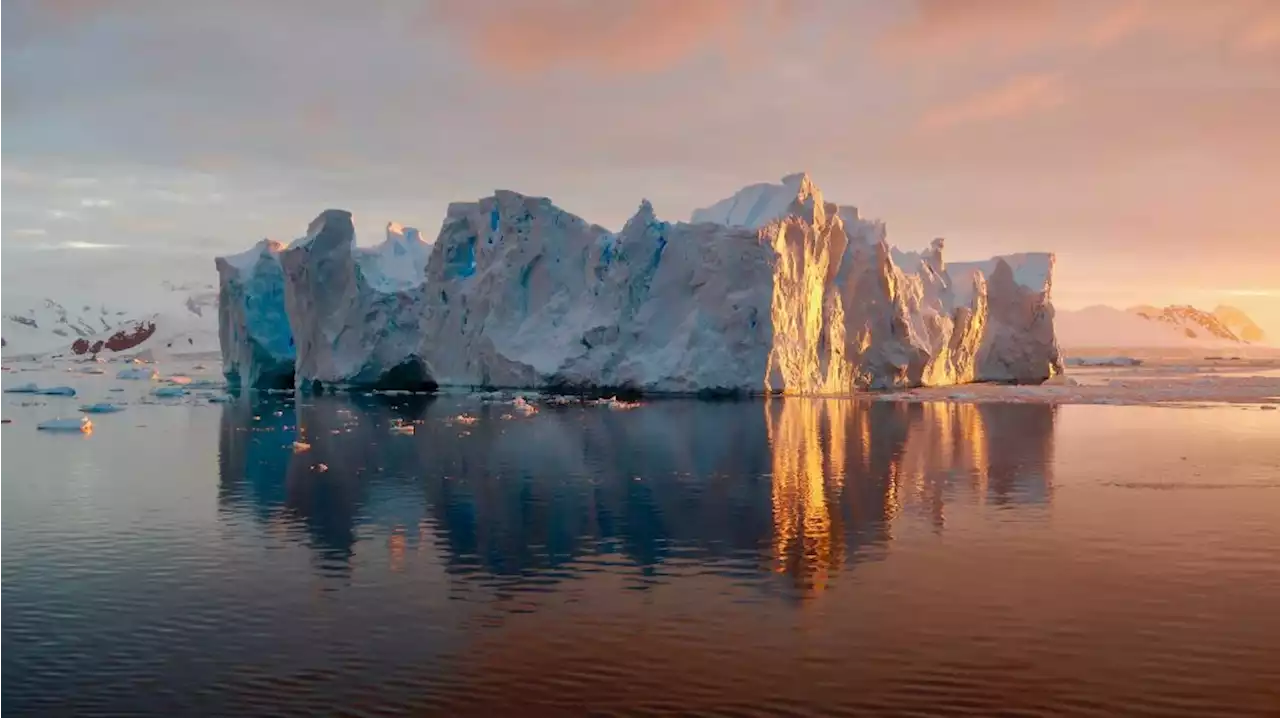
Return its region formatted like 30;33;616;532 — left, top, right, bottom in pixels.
427;0;797;76
919;72;1066;130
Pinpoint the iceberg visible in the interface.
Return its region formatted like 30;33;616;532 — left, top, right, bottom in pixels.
218;173;1062;394
278;211;436;391
215;239;295;389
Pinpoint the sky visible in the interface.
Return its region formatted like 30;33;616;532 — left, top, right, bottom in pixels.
3;0;1279;336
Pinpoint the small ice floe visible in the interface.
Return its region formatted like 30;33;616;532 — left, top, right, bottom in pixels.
186;379;223;390
38;416;92;432
153;386;187;398
389;421;416;435
36;386;77;396
292;440;311;453
78;366;106;375
165;375;193;386
543;394;577;406
117;367;158;380
1065;356;1143;367
79;403;124;414
3;382;40;393
314;463;329;472
450;414;479;425
510;396;538;416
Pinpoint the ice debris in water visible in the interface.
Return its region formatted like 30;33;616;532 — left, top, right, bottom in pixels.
117;367;159;380
389;421;415;435
153;386;187;397
165;375;193;385
79;403;124;414
510;396;538;416
449;414;479;425
36;386;77;396
292;440;311;453
38;416;92;432
4;383;40;393
587;396;641;410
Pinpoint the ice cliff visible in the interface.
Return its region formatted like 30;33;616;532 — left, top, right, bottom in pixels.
217;173;1061;393
279;211;436;391
216;240;294;389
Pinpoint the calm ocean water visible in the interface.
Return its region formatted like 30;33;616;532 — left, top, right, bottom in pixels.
4;396;1279;716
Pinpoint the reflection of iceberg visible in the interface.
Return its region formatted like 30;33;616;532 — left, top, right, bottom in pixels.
765;400;1057;593
216;396;1054;593
218;395;437;572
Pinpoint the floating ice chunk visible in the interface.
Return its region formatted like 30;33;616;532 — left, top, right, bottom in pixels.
165;375;193;385
449;414;479;425
389;421;416;435
4;383;40;393
38;416;92;432
510;396;538;416
1065;356;1143;367
292;440;311;453
36;386;77;396
153;386;187;397
117;367;159;380
79;403;124;413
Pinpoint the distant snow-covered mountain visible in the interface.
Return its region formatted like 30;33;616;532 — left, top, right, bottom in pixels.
2;280;218;358
1056;304;1267;349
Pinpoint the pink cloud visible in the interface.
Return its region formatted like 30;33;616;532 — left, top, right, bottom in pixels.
880;0;1280;61
427;0;798;76
919;72;1066;130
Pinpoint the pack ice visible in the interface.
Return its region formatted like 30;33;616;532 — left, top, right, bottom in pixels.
217;173;1061;393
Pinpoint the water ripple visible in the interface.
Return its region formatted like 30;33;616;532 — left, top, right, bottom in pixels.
3;396;1279;715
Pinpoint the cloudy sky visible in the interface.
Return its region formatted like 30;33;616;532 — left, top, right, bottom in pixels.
4;0;1278;334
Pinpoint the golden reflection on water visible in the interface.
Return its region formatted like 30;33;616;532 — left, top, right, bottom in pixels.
766;399;1050;595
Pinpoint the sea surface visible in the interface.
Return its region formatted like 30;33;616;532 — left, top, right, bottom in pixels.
4;394;1280;716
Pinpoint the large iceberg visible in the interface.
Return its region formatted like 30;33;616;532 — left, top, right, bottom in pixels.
416;192;774;392
217;173;1061;393
215;239;295;389
278;210;436;391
